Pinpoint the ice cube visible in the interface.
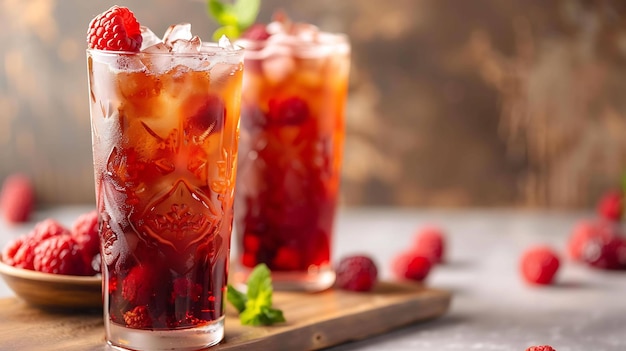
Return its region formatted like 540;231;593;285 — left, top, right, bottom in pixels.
163;23;193;47
171;36;202;54
266;20;287;35
292;23;319;42
140;45;173;74
218;35;234;50
140;26;163;51
142;42;170;54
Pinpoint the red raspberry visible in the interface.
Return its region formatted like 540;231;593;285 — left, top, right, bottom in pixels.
567;220;613;261
413;226;446;264
335;255;378;292
268;96;310;125
0;174;35;224
520;246;560;285
241;24;271;40
392;252;432;281
12;219;70;270
124;305;152;329
1;237;24;266
87;6;143;52
581;235;626;270
33;235;84;275
526;346;556;351
597;190;623;221
122;265;156;305
71;210;100;273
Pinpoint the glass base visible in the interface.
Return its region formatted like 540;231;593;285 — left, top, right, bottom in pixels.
233;264;335;292
106;316;224;351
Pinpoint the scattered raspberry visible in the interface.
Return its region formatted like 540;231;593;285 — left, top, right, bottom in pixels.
124;305;152;329
71;210;100;264
567;220;613;261
392;252;432;281
122;265;155;305
520;246;560;285
335;255;378;292
12;219;70;270
268;96;310;125
597;190;623;222
0;174;35;224
413;226;446;264
33;235;84;275
526;346;556;351
241;23;271;40
581;235;626;270
1;237;24;266
87;6;143;52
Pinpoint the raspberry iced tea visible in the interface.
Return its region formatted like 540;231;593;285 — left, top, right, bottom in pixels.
87;7;243;350
234;18;350;291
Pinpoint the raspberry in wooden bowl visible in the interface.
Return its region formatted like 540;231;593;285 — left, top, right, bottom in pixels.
0;216;102;310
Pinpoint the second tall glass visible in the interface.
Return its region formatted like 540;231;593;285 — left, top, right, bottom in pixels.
234;24;351;291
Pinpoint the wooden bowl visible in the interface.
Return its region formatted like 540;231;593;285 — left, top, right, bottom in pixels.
0;258;102;310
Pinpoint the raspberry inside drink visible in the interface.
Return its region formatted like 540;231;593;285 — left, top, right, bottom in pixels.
235;22;350;291
88;46;242;350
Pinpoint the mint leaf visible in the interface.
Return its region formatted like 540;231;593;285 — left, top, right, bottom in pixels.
207;0;261;40
260;306;286;324
246;263;272;300
208;0;238;26
226;284;247;313
233;0;261;29
226;264;285;326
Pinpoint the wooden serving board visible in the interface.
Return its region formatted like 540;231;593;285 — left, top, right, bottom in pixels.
0;282;451;351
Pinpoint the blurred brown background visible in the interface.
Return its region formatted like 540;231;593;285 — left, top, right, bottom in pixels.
1;0;626;209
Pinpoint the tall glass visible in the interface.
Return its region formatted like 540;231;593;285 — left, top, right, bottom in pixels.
87;47;243;350
234;31;350;291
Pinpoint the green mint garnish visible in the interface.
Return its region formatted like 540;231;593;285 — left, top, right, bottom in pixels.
227;263;286;326
207;0;261;41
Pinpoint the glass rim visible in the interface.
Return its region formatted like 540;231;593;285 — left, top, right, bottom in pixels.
235;31;350;49
86;43;244;58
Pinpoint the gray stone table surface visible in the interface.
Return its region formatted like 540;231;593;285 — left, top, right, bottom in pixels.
1;206;625;351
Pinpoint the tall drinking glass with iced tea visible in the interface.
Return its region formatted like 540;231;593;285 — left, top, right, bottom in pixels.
86;6;242;350
234;16;350;291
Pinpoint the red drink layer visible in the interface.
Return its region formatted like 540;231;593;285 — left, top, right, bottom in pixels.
88;50;242;331
235;25;350;290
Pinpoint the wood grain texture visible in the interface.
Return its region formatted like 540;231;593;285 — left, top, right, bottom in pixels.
0;282;451;351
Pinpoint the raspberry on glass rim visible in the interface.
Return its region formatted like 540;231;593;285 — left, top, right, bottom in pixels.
87;5;142;52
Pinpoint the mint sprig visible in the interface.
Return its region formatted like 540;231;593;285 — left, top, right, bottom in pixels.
227;264;286;326
208;0;261;41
